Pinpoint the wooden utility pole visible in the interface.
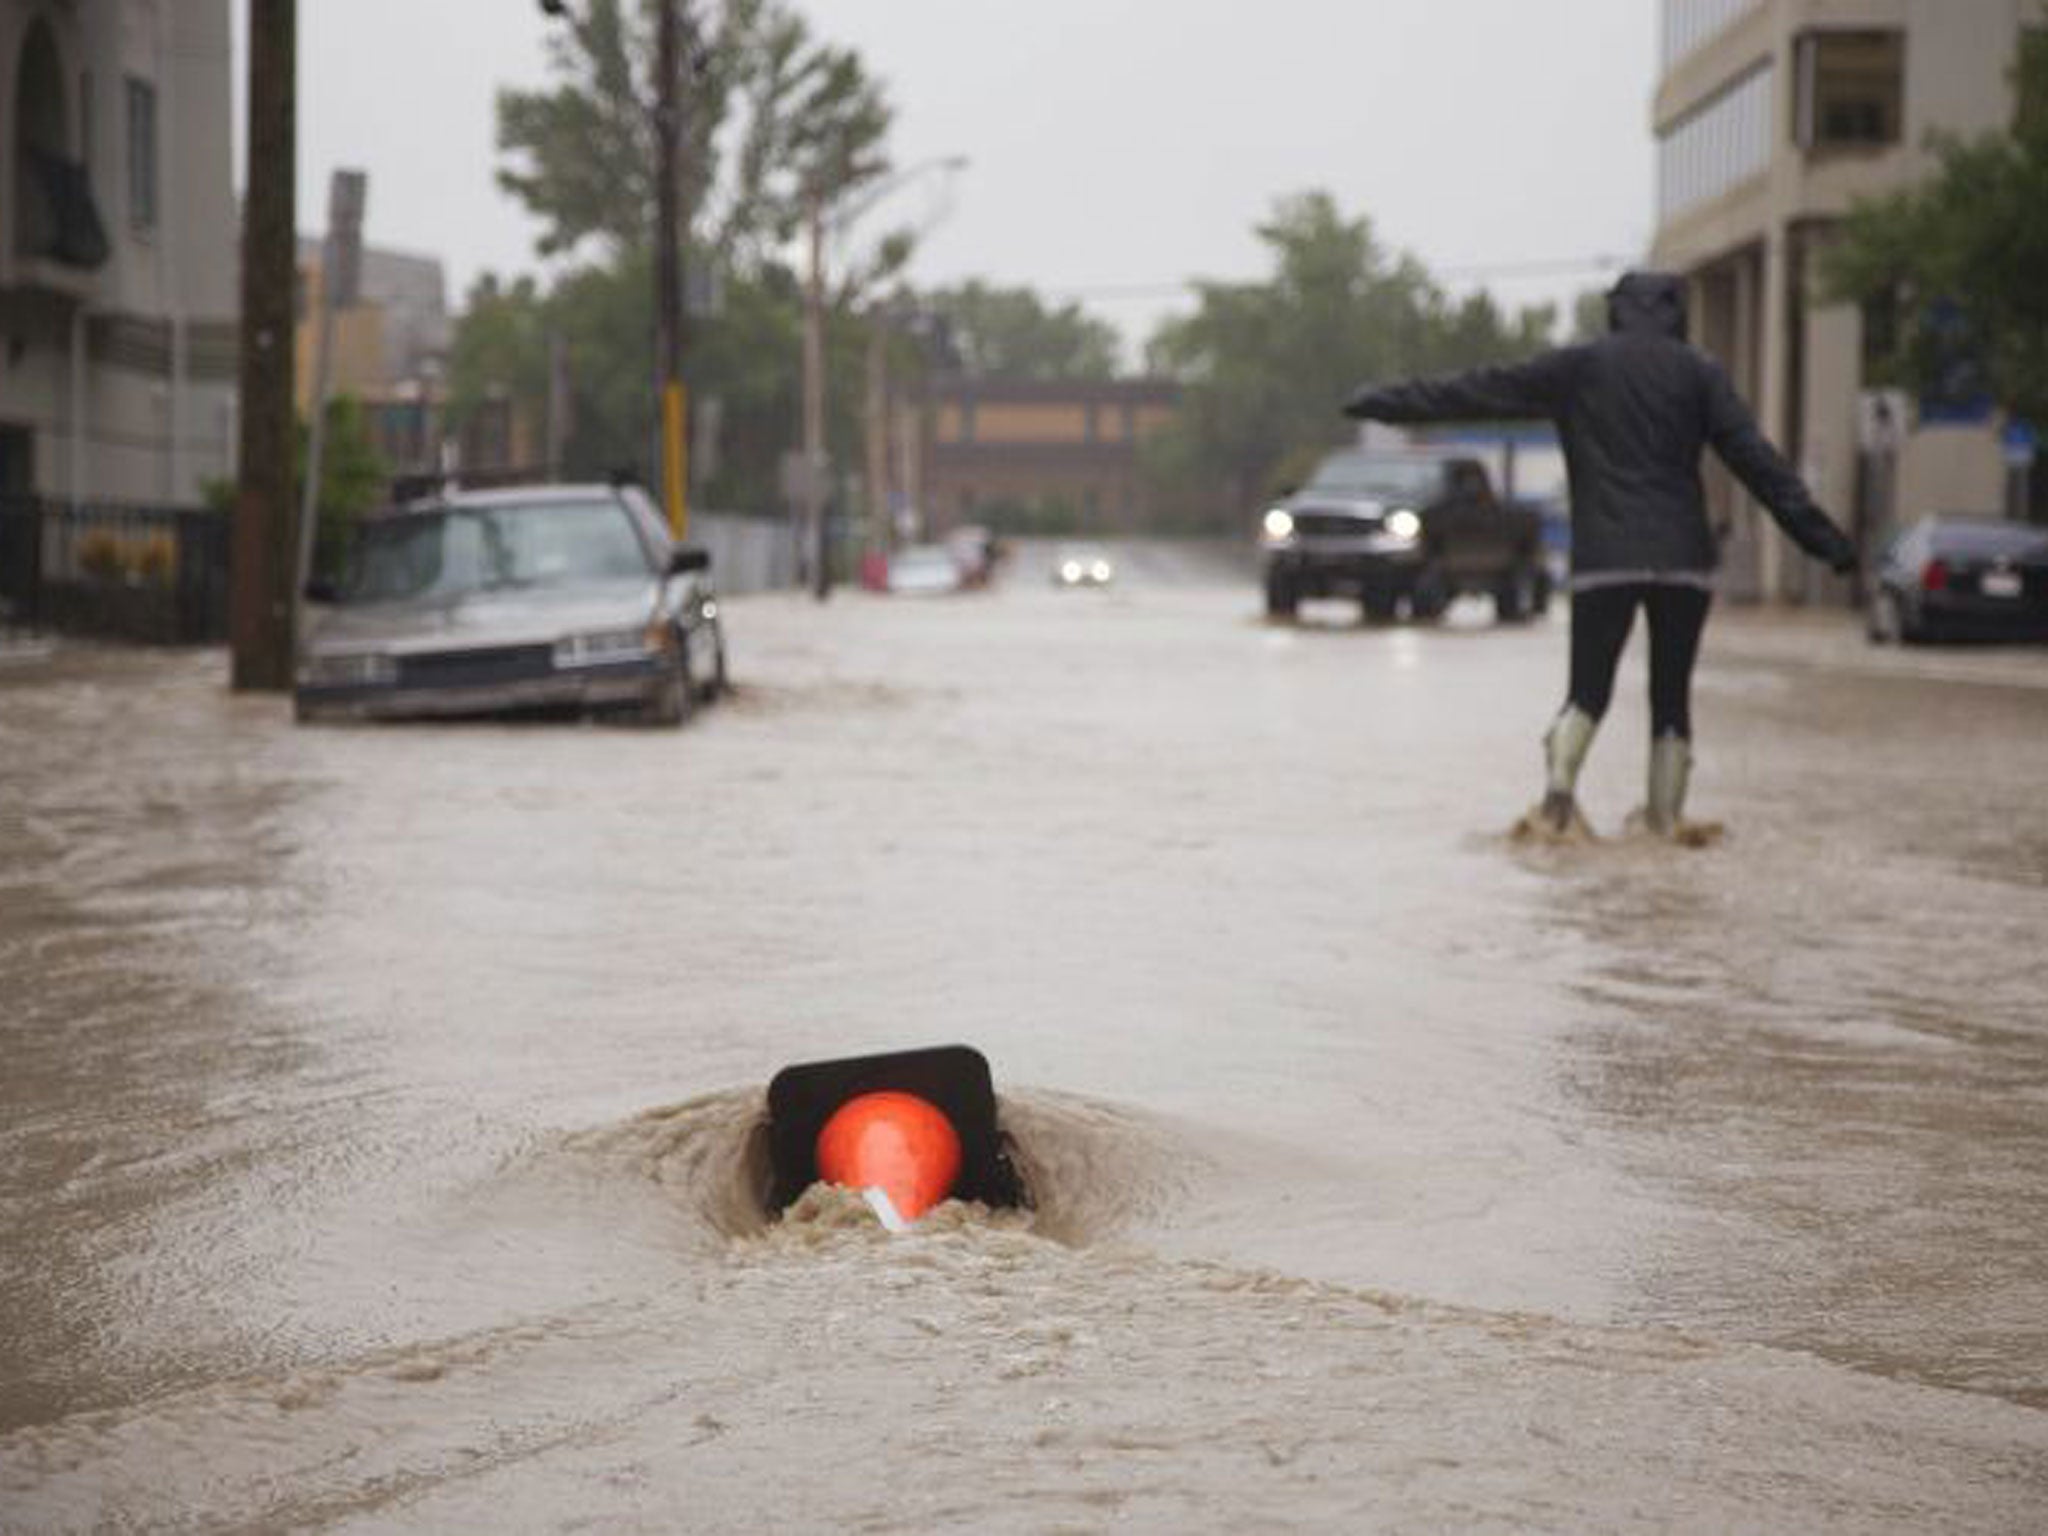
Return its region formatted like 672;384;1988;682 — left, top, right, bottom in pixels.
231;0;296;691
654;0;688;538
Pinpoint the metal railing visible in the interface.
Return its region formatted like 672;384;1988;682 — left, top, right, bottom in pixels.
0;496;228;645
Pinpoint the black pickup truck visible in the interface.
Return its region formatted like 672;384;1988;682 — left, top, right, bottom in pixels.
1259;450;1550;623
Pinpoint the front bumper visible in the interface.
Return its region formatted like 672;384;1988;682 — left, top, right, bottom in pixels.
1266;543;1423;595
296;657;664;721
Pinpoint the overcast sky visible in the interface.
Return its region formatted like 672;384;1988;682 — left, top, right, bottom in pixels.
242;0;1659;361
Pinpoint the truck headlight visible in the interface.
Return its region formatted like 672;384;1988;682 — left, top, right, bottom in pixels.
1384;508;1422;542
1262;508;1295;541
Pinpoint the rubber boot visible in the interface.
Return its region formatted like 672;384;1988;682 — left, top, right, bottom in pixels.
1645;733;1692;836
1540;706;1598;831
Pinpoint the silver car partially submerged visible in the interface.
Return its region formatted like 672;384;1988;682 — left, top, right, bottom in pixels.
295;484;727;726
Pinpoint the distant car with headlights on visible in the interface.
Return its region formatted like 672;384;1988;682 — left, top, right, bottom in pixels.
1866;514;2048;644
1052;544;1115;588
1258;450;1549;623
295;483;726;726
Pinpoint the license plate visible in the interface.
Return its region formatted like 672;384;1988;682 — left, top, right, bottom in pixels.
1981;569;2023;599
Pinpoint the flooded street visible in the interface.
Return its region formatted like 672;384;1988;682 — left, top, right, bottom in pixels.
3;555;2046;1532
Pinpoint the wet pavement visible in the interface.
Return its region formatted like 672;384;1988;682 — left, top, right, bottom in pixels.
2;550;2045;1532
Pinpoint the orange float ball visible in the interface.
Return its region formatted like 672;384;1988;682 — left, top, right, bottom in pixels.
815;1091;963;1223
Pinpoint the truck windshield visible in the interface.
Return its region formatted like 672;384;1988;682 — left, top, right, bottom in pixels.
342;500;653;604
1304;455;1439;502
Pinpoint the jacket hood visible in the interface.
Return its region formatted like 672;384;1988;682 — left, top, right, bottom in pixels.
1607;271;1688;340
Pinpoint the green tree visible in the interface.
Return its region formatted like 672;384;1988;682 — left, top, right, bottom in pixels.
1141;191;1556;530
497;0;899;267
918;280;1121;380
1569;286;1611;343
444;273;551;439
446;253;856;511
1821;29;2048;429
298;394;388;574
477;1;908;515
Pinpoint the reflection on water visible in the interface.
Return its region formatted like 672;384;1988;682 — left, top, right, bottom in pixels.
3;592;2046;1529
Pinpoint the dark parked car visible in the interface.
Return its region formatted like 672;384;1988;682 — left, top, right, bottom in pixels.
295;483;727;725
1866;515;2048;645
1259;450;1549;623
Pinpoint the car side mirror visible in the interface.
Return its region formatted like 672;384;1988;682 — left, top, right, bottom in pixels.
667;545;711;575
302;578;338;604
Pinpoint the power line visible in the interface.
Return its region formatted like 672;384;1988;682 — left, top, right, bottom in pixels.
1044;253;1639;305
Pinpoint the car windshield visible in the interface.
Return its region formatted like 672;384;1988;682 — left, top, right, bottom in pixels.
1304;455;1440;502
341;499;654;603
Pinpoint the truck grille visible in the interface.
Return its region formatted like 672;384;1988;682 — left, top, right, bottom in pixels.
1293;513;1379;539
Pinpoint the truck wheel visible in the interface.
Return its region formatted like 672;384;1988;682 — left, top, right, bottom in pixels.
1265;572;1299;620
1496;563;1539;624
1407;565;1448;622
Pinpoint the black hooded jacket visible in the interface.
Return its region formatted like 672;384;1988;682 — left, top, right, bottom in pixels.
1343;272;1856;578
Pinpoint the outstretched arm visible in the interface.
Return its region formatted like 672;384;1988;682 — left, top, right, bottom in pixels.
1704;365;1857;572
1343;348;1581;424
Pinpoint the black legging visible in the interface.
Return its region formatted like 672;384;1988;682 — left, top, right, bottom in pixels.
1568;583;1711;739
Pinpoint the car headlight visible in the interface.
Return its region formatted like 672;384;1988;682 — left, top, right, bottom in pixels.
1061;561;1083;582
1091;561;1112;582
1262;508;1295;541
553;624;662;668
1384;508;1422;542
300;650;396;688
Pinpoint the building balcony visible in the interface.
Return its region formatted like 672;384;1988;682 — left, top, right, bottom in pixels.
7;149;110;303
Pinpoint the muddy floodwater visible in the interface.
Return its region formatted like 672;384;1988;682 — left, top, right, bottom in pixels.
3;551;2046;1532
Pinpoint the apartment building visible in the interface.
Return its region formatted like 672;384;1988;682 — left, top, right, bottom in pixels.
0;0;237;505
1653;0;2035;601
295;238;456;480
920;378;1180;536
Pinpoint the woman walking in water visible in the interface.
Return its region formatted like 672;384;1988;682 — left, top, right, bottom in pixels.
1343;271;1858;837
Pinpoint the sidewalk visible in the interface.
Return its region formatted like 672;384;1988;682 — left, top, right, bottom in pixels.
1706;605;2048;692
0;625;57;665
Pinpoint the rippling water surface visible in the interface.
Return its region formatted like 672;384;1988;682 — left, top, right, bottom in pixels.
3;567;2045;1531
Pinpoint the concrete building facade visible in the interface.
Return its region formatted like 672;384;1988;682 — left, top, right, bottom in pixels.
1653;0;2036;601
0;0;237;507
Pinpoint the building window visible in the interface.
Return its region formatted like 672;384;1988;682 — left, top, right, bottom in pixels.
1661;0;1762;72
1656;61;1774;223
1795;32;1903;152
125;76;157;231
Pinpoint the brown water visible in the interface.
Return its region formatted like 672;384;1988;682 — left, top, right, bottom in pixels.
3;561;2045;1532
